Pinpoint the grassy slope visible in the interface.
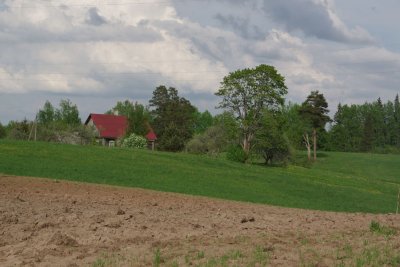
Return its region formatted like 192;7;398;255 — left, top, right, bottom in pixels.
0;140;399;213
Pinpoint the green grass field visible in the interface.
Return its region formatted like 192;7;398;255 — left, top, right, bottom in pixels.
0;140;399;213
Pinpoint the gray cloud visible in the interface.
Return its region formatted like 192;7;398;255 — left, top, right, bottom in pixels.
262;0;374;44
214;14;265;40
0;23;163;43
86;7;107;26
150;19;229;62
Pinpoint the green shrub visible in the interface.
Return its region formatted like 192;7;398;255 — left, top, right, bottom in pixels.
186;126;228;155
7;119;30;140
186;136;207;154
226;145;248;163
122;133;147;149
34;122;96;145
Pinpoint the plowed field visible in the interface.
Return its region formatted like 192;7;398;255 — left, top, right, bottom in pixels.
1;175;399;266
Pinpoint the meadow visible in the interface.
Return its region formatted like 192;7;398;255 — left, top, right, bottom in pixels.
0;140;399;213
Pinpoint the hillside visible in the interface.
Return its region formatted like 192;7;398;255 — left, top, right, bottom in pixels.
0;140;399;213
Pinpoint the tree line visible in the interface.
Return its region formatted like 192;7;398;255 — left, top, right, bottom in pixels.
330;96;400;153
1;64;399;164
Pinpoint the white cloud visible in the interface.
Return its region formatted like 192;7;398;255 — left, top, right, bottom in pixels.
0;0;399;123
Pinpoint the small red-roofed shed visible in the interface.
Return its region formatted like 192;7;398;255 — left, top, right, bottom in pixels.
146;131;157;141
85;114;128;146
145;131;157;150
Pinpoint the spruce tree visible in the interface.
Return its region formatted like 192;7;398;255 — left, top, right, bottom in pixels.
394;94;400;147
361;113;374;152
149;85;196;152
372;98;385;148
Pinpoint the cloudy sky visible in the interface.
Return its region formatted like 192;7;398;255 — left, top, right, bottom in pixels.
0;0;399;123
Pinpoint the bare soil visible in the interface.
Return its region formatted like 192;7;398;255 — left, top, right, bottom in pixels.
1;174;399;266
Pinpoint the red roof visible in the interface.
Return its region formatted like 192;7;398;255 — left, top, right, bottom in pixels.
146;131;157;141
85;114;128;139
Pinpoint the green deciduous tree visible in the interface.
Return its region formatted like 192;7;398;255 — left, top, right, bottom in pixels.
213;111;240;145
55;99;81;125
193;109;214;134
33;99;91;144
107;100;151;136
299;91;330;161
149;85;196;152
37;101;55;125
215;64;288;155
254;110;291;165
281;103;311;150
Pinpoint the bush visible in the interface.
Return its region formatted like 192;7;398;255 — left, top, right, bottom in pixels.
157;122;188;152
34;122;96;145
186;125;230;155
122;133;147;149
258;135;292;166
226;145;248;163
186;137;207;154
7;119;30;140
76;125;97;145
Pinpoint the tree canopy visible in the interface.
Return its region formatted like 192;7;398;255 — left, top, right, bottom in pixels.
107;100;151;136
149;85;196;152
55;99;81;125
37;99;81;126
254;111;290;165
37;101;55;125
299;91;330;130
299;91;330;161
330;95;400;152
215;64;288;154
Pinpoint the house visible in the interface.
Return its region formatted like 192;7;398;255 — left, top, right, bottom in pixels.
85;114;128;146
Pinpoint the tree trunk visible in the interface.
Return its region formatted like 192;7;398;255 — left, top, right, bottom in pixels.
243;137;251;155
313;128;317;161
242;130;254;160
303;133;311;161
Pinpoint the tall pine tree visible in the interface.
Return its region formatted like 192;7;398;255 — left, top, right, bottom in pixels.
299;91;330;161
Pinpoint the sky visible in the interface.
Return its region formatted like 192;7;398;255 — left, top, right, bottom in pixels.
0;0;399;124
